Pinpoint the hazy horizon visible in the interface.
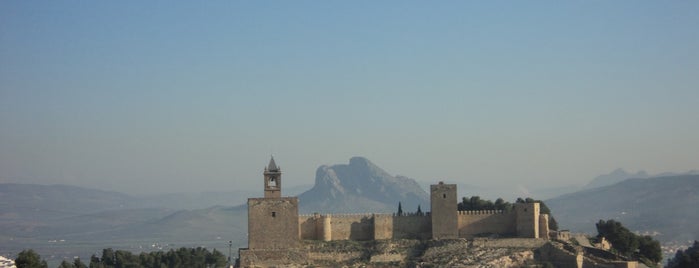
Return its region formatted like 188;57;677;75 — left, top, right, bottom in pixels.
2;2;698;195
1;157;697;197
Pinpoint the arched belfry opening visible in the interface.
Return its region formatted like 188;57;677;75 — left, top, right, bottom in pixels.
264;156;282;198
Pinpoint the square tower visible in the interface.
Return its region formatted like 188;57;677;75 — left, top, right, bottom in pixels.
430;182;458;239
247;197;299;249
515;202;540;238
247;157;300;249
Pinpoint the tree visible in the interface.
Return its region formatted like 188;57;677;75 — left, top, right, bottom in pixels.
637;235;662;264
114;249;138;267
667;241;699;268
548;216;559;231
101;248;115;266
74;258;88;268
397;202;403;216
208;249;227;267
596;219;639;255
15;249;48;268
494;198;505;208
87;246;238;267
89;254;103;268
595;219;661;265
58;260;75;268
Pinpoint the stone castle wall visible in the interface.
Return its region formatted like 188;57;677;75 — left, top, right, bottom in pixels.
392;215;432;239
329;214;374;241
373;214;393;240
539;214;550;240
299;215;317;240
248;197;299;249
299;213;432;241
457;210;516;237
298;209;548;242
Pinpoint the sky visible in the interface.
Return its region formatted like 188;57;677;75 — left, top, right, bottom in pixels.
1;1;698;195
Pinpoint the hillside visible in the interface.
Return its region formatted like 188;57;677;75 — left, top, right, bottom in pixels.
546;174;699;242
583;168;649;190
0;157;431;263
298;157;429;213
0;183;248;265
584;169;699;190
0;183;136;219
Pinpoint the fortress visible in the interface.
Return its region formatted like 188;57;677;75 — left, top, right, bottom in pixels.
238;158;551;267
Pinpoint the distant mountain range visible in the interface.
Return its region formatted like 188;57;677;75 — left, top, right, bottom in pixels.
2;162;697;264
0;183;249;265
298;157;429;213
546;174;699;243
583;168;699;190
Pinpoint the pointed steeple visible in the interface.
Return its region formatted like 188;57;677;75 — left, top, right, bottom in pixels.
267;156;279;172
264;156;281;198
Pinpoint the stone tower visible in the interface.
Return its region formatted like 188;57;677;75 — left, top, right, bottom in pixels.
247;157;299;249
515;202;540;238
430;182;458;239
264;157;282;198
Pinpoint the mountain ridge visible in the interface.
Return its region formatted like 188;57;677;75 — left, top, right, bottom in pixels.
583;168;699;190
298;157;429;214
546;174;699;243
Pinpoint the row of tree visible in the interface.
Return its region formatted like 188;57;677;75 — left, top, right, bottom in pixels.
457;196;558;231
595;219;662;265
458;196;514;211
15;247;228;268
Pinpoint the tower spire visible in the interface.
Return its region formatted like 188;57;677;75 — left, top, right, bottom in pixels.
267;155;279;171
263;156;281;198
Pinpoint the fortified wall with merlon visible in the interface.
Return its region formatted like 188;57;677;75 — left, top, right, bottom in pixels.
239;158;550;267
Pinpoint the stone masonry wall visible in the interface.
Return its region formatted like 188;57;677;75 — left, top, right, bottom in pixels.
300;209;543;242
539;214;550;240
373;214;393;240
300;213;431;241
538;242;583;268
296;191;543;244
299;215;317;240
392;215;432;239
457;210;516;238
247;197;299;249
515;202;540;238
329;214;374;241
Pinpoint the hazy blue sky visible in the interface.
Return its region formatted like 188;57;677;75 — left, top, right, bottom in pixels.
1;1;698;195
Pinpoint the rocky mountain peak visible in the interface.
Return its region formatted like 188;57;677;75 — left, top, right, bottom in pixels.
299;157;429;213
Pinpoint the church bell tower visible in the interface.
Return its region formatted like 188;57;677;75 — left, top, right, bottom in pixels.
263;156;281;198
245;156;299;251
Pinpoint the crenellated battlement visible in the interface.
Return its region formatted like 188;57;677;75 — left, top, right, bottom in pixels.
300;212;431;219
392;212;430;217
457;210;506;215
326;213;373;218
300;213;391;218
